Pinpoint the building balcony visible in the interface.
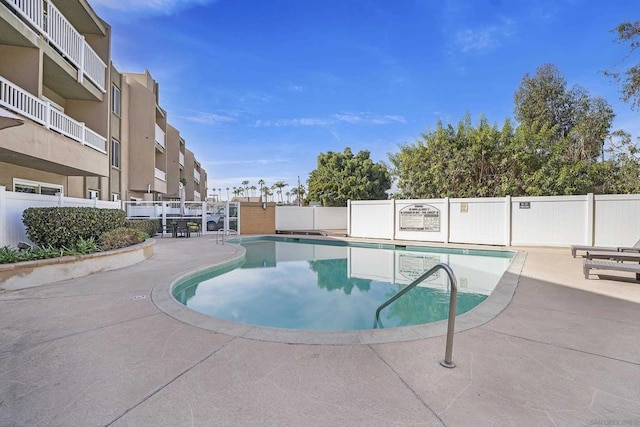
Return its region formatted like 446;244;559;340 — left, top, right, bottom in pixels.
3;0;107;93
194;190;201;201
179;151;185;168
154;168;166;182
194;169;200;184
155;123;165;150
1;75;106;153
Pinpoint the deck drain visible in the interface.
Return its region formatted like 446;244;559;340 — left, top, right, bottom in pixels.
132;295;146;301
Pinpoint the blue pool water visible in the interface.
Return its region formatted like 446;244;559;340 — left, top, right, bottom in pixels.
173;237;513;331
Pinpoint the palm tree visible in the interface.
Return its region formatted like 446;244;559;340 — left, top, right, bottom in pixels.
257;179;265;202
262;186;272;202
291;185;305;206
250;185;257;198
241;180;250;201
272;181;288;203
286;191;291;204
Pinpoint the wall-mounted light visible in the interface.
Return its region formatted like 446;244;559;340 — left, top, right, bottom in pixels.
262;202;267;210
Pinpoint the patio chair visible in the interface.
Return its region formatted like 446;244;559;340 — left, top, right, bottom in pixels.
583;259;640;280
187;221;201;237
172;219;191;238
571;238;640;257
586;250;640;263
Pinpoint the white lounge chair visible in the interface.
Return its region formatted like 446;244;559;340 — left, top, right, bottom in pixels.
583;259;640;280
571;238;640;257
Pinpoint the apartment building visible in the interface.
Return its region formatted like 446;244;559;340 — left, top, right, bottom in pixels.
0;0;111;198
0;0;207;202
165;123;185;200
120;70;168;201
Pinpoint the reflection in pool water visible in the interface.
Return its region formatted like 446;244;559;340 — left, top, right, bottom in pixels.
173;239;513;331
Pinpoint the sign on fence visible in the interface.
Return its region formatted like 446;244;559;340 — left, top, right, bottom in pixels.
399;204;441;232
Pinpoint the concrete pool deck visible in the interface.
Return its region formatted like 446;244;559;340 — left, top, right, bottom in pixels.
1;236;639;425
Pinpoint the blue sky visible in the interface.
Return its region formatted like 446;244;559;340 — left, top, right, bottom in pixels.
91;0;639;198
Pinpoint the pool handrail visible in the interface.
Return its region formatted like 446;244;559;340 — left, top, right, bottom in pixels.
216;229;225;245
373;262;458;368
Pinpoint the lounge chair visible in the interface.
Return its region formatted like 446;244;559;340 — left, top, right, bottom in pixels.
583;259;640;280
571;238;640;257
586;251;640;262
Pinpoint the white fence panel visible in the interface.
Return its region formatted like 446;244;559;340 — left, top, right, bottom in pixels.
350;200;394;239
394;199;448;242
594;194;640;247
511;196;587;247
314;207;347;229
449;197;507;245
275;206;314;230
0;187;121;247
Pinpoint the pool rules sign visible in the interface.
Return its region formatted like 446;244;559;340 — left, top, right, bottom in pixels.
399;204;441;232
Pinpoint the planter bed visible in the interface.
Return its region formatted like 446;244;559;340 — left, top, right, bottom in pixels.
0;239;154;291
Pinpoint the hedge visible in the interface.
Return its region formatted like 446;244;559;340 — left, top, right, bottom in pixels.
23;207;126;248
125;219;159;237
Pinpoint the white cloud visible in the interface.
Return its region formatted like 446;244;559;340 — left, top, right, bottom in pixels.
455;18;516;54
185;112;237;125
255;118;332;127
205;158;292;166
91;0;217;15
334;112;407;125
255;112;407;128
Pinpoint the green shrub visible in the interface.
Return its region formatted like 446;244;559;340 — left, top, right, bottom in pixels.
0;240;100;265
126;219;159;237
23;207;125;248
99;227;147;251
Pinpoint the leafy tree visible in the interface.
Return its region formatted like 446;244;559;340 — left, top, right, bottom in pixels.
390;114;523;198
307;147;391;206
605;130;640;194
514;63;614;162
605;21;640;110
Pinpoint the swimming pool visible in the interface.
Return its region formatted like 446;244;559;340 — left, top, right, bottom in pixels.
172;237;514;331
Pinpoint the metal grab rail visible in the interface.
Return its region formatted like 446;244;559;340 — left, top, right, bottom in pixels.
373;263;458;368
216;229;225;245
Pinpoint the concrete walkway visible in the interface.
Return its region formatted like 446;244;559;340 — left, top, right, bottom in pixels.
1;236;639;426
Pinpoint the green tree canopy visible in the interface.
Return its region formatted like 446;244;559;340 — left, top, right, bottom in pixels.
605;20;640;110
390;64;625;198
307;147;391;206
514;63;614;162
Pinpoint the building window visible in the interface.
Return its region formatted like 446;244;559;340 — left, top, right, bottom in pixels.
111;138;120;168
13;179;63;196
111;84;121;116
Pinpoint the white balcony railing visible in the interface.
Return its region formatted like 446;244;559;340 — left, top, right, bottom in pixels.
193;190;201;201
0;75;107;153
5;0;106;92
194;169;201;183
154;168;166;182
154;123;165;149
179;151;185;167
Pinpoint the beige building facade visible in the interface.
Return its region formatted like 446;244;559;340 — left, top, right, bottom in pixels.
0;0;208;202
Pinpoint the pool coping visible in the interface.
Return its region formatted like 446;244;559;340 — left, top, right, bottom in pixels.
151;236;525;345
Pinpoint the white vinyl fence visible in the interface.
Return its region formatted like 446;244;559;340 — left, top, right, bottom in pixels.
348;194;640;247
0;186;121;248
275;206;347;231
